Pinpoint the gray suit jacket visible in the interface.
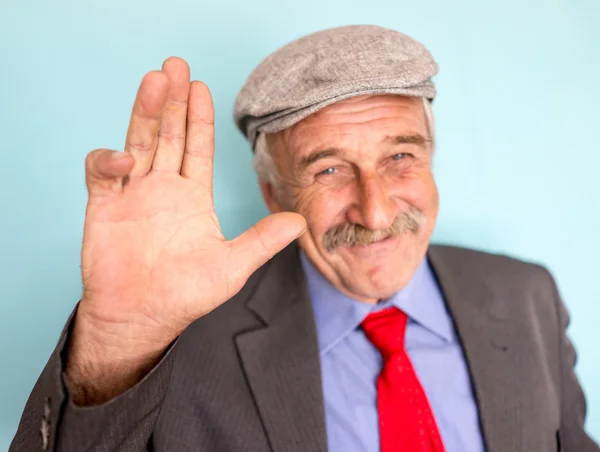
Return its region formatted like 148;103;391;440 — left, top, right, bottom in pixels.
10;244;600;452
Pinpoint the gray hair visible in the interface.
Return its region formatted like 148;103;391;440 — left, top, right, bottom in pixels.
253;97;435;186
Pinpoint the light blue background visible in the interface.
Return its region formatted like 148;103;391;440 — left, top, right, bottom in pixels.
1;0;599;449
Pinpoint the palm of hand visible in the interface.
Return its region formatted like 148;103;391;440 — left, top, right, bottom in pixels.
79;58;305;343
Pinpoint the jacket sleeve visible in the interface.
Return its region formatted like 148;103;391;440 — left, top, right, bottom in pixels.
546;271;600;452
9;307;177;452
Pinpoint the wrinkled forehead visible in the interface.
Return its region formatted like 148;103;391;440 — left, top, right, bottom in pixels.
273;94;429;155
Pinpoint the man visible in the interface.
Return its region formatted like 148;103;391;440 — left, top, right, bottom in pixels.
9;25;599;452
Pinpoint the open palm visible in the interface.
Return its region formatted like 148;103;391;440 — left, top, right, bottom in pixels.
79;58;305;341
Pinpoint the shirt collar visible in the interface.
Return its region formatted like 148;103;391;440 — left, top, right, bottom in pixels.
300;251;453;356
385;258;454;344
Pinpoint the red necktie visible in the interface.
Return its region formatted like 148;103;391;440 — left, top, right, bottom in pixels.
361;307;445;452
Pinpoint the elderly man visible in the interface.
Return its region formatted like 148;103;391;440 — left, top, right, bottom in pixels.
10;25;599;452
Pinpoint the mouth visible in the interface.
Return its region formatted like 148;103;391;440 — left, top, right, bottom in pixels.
343;235;400;255
351;235;394;247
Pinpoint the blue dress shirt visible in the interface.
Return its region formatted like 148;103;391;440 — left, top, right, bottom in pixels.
299;252;485;452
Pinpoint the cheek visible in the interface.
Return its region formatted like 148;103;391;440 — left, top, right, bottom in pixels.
293;185;348;236
393;170;438;212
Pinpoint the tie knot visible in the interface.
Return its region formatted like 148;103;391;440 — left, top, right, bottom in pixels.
361;307;408;358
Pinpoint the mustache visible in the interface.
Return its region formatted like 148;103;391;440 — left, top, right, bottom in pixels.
322;207;425;252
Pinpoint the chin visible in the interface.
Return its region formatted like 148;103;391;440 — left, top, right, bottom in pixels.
342;276;407;302
338;260;414;301
336;240;425;300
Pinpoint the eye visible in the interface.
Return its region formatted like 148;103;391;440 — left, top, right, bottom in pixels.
392;153;409;161
318;167;337;176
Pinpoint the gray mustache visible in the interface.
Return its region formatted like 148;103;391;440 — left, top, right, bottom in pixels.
323;207;425;252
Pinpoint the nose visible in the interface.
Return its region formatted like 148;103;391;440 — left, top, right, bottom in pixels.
348;172;397;230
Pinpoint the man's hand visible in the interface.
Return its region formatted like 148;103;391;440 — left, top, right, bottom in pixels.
66;57;306;404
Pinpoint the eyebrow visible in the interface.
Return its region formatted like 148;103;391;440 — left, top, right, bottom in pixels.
384;133;432;148
298;148;341;172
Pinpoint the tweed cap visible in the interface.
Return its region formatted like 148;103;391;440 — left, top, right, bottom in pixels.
234;24;438;150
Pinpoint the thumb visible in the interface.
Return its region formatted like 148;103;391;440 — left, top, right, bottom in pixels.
229;212;307;280
85;149;135;194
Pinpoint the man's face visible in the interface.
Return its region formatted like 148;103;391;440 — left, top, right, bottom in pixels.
261;95;439;303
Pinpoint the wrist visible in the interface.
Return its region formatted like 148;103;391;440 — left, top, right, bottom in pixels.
64;306;174;405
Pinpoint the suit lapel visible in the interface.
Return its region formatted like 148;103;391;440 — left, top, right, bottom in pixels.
428;245;526;452
235;243;328;452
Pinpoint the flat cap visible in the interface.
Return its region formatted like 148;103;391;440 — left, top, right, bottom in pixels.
233;24;438;150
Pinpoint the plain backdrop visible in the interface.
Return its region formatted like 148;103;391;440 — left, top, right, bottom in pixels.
1;0;599;448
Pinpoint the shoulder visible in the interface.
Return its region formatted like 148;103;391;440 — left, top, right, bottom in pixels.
428;244;563;323
429;244;565;345
428;243;557;292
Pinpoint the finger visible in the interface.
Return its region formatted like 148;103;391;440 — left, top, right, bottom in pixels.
85;149;134;195
151;57;191;173
124;71;169;178
229;212;307;281
181;81;215;192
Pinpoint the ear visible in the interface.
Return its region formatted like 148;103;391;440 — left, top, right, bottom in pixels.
259;181;286;214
